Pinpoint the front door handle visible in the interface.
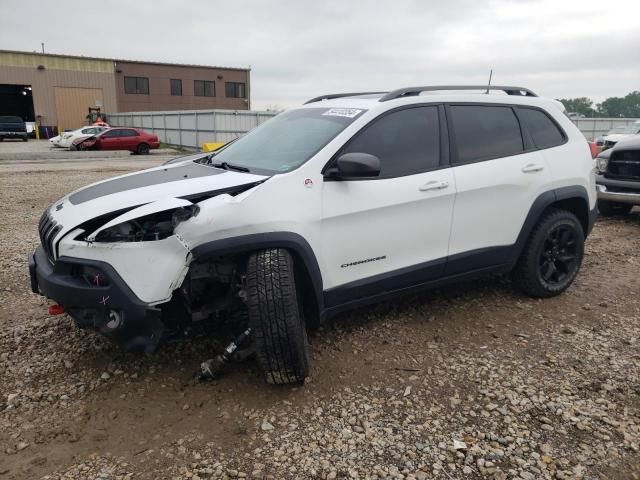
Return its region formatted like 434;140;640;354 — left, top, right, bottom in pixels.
419;180;449;192
522;163;545;173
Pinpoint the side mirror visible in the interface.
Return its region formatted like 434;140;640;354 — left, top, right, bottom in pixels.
327;152;381;179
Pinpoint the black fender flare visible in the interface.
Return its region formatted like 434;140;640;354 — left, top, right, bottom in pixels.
190;232;324;313
511;185;592;266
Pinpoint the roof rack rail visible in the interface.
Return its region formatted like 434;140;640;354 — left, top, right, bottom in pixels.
304;92;387;105
379;85;537;102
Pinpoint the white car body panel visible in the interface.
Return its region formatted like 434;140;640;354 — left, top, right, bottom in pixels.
539;112;597;210
58;230;190;304
321;168;455;288
449;149;552;255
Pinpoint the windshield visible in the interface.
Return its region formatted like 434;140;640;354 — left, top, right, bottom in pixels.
210;107;365;174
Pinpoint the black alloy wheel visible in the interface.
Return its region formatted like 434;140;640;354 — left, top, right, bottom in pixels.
539;225;579;286
512;209;584;297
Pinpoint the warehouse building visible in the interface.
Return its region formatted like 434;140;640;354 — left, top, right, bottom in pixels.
0;49;251;132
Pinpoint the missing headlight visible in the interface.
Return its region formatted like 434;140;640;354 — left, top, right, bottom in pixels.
94;205;199;243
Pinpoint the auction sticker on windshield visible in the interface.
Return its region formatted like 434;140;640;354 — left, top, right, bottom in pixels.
322;108;363;118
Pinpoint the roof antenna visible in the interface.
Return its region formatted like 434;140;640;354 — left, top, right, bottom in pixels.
485;69;493;94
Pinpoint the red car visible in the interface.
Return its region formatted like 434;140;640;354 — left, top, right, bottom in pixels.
72;128;160;154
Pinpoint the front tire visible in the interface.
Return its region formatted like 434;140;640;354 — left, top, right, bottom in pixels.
597;199;632;217
246;249;309;385
137;143;150;155
512;209;584;298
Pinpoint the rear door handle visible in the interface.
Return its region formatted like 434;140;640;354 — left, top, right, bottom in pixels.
522;163;545;173
419;180;449;192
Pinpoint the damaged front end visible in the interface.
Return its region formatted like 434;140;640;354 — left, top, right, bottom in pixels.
30;160;267;352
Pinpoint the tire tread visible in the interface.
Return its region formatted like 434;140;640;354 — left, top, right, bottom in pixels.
246;249;309;384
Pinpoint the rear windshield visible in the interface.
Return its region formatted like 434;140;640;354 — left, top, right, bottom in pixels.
0;116;24;123
211;107;366;174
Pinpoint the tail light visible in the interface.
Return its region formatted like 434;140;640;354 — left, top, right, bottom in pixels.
587;141;598;158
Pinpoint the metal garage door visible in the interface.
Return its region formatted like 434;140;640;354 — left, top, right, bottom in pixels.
54;87;103;130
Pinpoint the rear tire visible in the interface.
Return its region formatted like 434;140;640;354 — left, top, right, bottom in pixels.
246;248;309;385
597;199;632;217
22;136;28;142
137;143;150;155
512;209;584;298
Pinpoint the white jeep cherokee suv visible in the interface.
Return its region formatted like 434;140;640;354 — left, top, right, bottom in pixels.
30;85;596;384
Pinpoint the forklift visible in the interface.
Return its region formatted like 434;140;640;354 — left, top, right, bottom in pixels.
86;107;109;126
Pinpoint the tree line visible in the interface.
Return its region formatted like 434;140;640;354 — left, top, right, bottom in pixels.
559;91;640;118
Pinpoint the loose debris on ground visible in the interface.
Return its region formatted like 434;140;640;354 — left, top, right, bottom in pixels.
1;153;639;479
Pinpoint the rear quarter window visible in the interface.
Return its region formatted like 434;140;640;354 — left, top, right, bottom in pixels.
449;105;524;164
518;107;565;149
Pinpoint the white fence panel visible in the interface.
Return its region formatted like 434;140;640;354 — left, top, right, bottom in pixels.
573;118;640;140
109;109;278;149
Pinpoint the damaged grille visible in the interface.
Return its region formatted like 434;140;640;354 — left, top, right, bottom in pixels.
38;211;62;261
606;150;640;181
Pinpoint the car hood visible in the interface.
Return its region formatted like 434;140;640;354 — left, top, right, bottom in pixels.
47;161;268;241
73;135;95;144
603;133;633;142
610;134;640;151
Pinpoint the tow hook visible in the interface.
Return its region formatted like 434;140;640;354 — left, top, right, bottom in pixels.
195;328;253;382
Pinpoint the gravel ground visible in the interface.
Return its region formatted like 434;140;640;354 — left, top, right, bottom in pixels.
1;151;640;480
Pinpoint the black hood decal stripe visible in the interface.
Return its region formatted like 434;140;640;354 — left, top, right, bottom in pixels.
178;180;266;203
69;162;227;205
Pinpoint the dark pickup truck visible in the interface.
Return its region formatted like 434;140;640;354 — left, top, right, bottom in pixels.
0;116;28;141
595;135;640;215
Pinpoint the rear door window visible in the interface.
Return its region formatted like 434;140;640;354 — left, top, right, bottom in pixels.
102;129;122;138
122;129;139;137
449;105;523;164
518;107;565;149
341;106;441;178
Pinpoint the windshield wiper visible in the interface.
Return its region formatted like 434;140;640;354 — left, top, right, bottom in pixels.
211;161;250;173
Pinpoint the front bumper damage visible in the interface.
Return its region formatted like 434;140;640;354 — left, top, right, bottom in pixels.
28;162;269;352
30;246;168;351
30;227;193;352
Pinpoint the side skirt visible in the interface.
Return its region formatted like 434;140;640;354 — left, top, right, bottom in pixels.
321;246;513;320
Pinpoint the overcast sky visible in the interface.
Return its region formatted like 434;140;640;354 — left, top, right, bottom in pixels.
2;0;639;110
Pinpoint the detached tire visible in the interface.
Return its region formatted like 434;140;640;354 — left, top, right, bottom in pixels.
597;199;632;217
246;248;309;385
512;209;584;298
